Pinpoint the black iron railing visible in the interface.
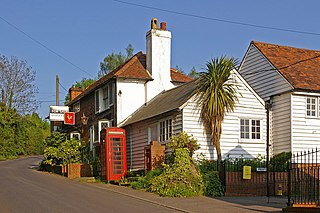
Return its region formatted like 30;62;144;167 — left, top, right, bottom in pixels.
288;148;320;206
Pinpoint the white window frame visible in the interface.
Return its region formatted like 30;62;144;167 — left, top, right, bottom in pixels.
73;101;80;113
240;118;262;141
92;120;110;143
159;118;172;142
95;83;114;114
95;90;100;113
70;132;81;140
306;97;317;117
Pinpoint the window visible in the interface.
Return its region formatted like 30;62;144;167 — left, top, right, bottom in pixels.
102;86;109;110
240;119;261;140
95;83;114;114
159;119;172;142
95;90;100;113
92;120;110;143
70;132;81;140
73;102;80;113
307;97;317;117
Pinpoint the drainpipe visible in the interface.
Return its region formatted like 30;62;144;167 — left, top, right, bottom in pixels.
265;100;272;203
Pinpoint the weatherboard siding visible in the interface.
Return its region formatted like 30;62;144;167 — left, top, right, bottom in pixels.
270;93;292;155
125;113;181;171
239;45;292;100
291;93;320;154
182;73;267;160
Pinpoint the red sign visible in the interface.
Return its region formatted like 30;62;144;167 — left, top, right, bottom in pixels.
64;112;75;125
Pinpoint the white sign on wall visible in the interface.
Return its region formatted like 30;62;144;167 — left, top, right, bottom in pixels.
49;106;69;121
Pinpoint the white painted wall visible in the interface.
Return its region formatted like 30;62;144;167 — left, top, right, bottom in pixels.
270;93;292;155
116;79;146;125
182;71;267;160
239;44;293;101
291;93;320;154
146;28;175;102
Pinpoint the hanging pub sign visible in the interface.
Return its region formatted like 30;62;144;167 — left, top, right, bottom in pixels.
64;112;75;125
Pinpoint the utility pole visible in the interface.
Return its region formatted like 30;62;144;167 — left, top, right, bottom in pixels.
56;75;59;106
1;88;4;104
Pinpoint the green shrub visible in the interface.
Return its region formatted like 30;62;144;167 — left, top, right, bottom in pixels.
130;168;162;190
42;132;83;166
201;171;224;196
148;148;204;197
270;152;291;171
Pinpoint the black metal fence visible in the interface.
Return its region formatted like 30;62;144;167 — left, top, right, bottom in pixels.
288;148;320;206
218;159;288;196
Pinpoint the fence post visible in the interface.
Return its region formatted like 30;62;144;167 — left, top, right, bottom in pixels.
287;158;291;207
219;160;226;195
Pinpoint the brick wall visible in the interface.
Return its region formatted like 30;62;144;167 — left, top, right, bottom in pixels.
225;171;288;196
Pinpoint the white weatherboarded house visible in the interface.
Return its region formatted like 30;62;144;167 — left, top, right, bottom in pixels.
239;41;320;156
120;70;267;171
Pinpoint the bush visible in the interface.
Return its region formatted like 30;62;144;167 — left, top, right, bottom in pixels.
130;169;163;190
148;148;204;197
270;152;291;171
196;159;224;196
201;171;224;196
0;105;50;160
42;132;83;166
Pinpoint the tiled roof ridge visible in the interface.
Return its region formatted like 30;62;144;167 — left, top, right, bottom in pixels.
114;51;145;77
67;51;145;105
252;41;320;54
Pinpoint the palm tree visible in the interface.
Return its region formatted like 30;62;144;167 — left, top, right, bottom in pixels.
194;56;239;162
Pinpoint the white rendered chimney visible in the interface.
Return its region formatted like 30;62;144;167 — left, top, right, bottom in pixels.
146;18;173;102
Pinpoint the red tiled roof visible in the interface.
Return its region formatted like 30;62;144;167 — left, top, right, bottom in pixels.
68;52;192;105
253;41;320;91
68;52;151;105
170;68;193;83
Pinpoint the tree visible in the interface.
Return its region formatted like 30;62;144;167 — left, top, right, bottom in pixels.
99;44;134;77
0;55;38;114
194;56;239;162
64;77;96;103
188;67;199;79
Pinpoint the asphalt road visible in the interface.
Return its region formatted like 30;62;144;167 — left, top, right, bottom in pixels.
0;156;179;213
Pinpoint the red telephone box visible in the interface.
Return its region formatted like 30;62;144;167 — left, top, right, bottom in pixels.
100;127;126;181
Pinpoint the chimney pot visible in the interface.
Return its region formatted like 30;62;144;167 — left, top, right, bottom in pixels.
151;18;158;29
160;22;166;30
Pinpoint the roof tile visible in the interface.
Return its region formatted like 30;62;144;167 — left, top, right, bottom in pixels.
253;41;320;91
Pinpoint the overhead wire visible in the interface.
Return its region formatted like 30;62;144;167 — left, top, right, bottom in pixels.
113;0;320;36
242;53;320;76
0;16;95;78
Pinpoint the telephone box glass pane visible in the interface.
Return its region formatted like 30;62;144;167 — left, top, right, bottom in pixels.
111;137;123;175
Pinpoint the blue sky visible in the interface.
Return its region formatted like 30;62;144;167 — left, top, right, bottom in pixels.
1;0;319;118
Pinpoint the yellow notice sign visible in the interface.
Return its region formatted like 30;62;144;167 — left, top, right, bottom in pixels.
243;166;252;179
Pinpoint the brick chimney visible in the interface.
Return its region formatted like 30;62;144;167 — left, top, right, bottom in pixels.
146;18;173;102
69;87;83;101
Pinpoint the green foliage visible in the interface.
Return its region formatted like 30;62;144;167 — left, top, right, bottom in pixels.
130;169;163;190
270;152;291;171
99;44;134;77
148;148;204;197
0;104;50;160
43;132;83;165
194;56;239;162
224;154;266;172
167;132;200;158
188;66;199;79
65;78;96;103
201;171;224;196
196;159;224;196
